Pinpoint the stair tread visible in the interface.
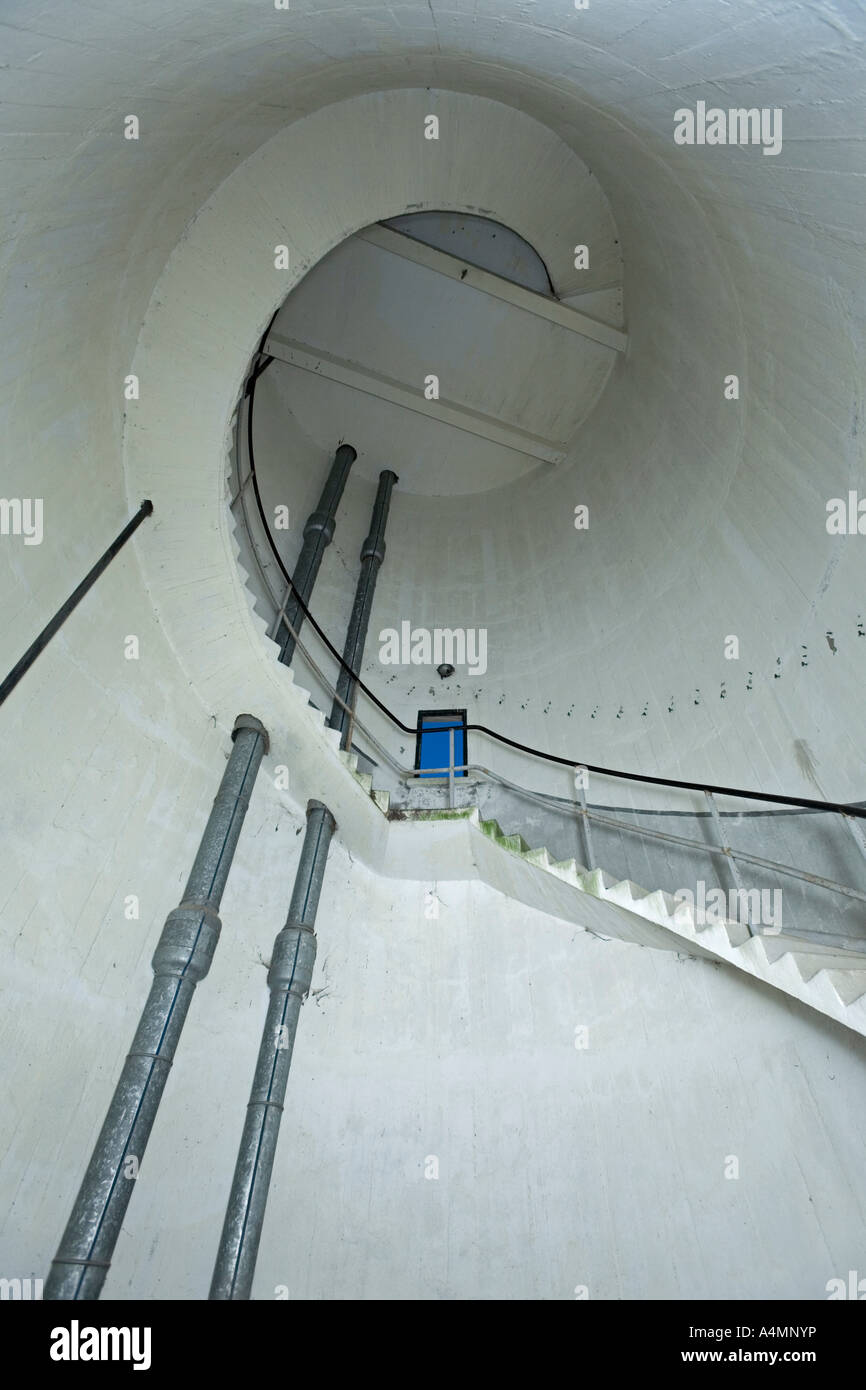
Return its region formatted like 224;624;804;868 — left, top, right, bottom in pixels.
328;743;866;1037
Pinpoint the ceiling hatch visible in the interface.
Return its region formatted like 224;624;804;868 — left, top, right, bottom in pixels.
265;211;625;496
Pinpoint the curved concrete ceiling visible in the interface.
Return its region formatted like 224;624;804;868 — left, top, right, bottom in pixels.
266;201;624;495
2;1;864;800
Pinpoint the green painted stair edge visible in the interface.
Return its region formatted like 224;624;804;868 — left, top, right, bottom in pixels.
479;818;531;853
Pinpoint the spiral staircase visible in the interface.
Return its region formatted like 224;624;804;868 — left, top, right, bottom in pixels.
232;506;866;1041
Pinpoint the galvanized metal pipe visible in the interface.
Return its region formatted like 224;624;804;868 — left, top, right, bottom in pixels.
328;469;398;749
277;443;356;663
44;714;269;1301
209;799;336;1300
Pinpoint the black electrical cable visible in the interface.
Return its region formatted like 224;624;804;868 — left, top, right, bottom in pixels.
244;346;866;820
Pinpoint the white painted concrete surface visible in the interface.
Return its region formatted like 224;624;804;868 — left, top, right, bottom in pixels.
6;821;866;1301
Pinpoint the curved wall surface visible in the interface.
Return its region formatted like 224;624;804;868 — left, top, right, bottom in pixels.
1;1;865;1301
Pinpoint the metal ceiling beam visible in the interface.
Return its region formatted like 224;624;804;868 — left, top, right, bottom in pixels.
263;334;567;464
358;223;628;354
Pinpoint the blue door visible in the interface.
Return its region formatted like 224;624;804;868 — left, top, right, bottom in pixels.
416;711;467;779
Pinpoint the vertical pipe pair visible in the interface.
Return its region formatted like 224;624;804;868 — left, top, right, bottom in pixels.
207;471;397;1297
277;443;357;664
329;469;398;749
275;448;397;757
46;457;391;1299
45;715;269;1301
209;800;336;1299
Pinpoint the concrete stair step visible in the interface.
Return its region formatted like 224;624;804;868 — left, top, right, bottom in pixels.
322;721;866;1039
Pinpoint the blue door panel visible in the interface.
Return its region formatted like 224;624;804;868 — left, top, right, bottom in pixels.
418;717;466;778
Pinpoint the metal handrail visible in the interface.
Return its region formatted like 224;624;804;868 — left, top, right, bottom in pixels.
271;606;866;950
240;352;866;822
236;357;866;951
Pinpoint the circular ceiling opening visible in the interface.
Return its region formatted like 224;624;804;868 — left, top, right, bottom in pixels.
262;210;624;496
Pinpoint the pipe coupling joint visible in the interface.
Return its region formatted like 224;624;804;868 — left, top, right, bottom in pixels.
360;537;386;565
152;905;222;981
267;925;317;996
303;510;336;544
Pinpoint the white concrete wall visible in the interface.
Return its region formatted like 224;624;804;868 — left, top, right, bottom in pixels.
225;84;866;808
6;821;866;1301
1;0;865;1299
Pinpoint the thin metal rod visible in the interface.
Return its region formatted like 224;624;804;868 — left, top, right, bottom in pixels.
344;695;358;759
277;444;356;664
448;727;455;809
408;764;471;776
410;762;866;905
328;470;397;749
209;799;336;1300
228;468;256;509
583;805;866;905
0;501;153;708
575;772;595;871
44;714;269;1301
266;587;292;642
705;791;755;936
